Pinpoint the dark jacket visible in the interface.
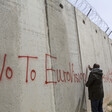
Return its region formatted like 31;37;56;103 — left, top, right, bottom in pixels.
86;68;104;100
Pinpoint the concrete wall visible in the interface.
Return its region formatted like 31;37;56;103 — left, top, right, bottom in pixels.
0;0;21;112
0;0;112;112
0;0;55;112
75;9;112;111
46;0;86;112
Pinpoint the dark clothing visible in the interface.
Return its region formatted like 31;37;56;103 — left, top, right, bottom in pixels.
86;68;104;100
91;99;103;112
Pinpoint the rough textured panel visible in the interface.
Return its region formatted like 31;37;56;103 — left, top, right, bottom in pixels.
108;38;112;63
19;0;55;112
0;0;21;112
0;0;55;112
75;9;97;112
76;9;112;111
100;31;112;106
47;0;86;112
90;23;112;107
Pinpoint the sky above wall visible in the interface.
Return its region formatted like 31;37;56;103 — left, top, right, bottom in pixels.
86;0;112;39
68;0;112;39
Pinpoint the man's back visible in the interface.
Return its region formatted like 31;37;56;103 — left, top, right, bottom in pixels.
86;68;104;100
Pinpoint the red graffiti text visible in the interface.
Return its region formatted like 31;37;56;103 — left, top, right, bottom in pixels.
45;54;86;84
0;54;13;81
18;56;38;83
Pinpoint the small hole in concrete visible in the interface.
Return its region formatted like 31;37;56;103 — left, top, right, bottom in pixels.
95;30;97;33
104;36;106;39
83;20;85;24
59;3;63;9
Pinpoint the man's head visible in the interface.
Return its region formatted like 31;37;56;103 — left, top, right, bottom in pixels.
93;63;100;68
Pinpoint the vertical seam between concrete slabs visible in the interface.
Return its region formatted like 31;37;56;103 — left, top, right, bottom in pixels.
74;9;87;112
44;0;51;54
74;9;84;78
44;0;56;112
89;23;97;62
100;34;108;68
107;38;112;64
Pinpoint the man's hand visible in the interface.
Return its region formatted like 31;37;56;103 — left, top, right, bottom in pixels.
88;65;92;70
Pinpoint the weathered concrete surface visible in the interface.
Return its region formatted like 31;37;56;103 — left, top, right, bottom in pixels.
46;0;86;112
75;9;112;112
19;0;55;112
0;0;21;112
0;0;112;112
0;0;55;112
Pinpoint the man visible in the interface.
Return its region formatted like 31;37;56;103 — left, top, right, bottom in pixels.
86;64;104;112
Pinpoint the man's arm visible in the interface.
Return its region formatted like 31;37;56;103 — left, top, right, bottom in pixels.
88;65;92;71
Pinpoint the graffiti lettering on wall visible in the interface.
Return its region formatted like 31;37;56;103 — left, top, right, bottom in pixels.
103;72;112;83
2;54;111;84
18;56;38;83
45;54;86;84
0;54;13;81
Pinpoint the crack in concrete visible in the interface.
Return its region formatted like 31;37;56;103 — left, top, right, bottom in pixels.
44;0;51;54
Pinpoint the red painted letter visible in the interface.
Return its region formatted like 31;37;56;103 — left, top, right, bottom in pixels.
0;54;7;81
18;56;38;83
6;67;13;79
45;54;57;84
